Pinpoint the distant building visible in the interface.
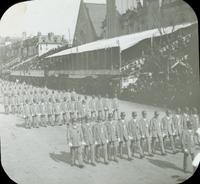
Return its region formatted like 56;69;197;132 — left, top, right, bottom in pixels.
73;0;106;46
103;0;197;38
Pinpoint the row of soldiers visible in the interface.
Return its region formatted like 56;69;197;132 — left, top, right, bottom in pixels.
1;80;199;171
1;80;120;128
67;108;199;170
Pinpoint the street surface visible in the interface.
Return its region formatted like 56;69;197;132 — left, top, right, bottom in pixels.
0;96;196;184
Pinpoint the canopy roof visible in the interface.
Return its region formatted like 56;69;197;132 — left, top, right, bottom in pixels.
47;22;195;59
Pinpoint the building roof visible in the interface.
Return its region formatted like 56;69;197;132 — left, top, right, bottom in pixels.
47;22;194;59
85;3;106;37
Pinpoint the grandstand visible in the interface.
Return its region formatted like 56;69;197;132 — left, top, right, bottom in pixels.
2;22;199;107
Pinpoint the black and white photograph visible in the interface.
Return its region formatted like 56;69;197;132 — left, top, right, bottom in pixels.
0;0;199;183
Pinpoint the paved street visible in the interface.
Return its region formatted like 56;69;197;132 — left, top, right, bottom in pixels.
0;98;196;184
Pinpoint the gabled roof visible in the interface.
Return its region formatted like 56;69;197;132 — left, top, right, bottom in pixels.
84;2;106;37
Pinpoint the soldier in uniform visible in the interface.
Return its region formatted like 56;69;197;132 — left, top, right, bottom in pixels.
46;98;55;126
75;96;83;120
23;99;32;129
182;107;190;130
39;99;47;127
31;99;40;128
67;96;74;116
81;115;96;166
93;116;109;164
117;112;132;160
67;114;84;168
3;90;9;114
149;111;166;155
139;111;153;156
162;110;177;154
54;98;62;126
61;97;69;125
96;95;104;120
172;108;184;150
105;113;119;162
112;93;119;120
128;112;144;158
102;94;111;120
190;108;200;145
15;92;21;114
10;93;15;114
182;120;196;173
89;95;97;120
82;98;90;119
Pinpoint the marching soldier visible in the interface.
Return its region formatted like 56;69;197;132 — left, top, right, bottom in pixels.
128;112;144;158
75;96;83;120
93;116;109;164
10;93;15;114
89;95;97;120
3;90;9;114
162;110;177;154
117;112;132;160
68;97;76;119
81;115;96;166
39;99;47;127
61;97;69;125
190;108;200;145
112;93;119;120
102;94;111;120
172;108;184;150
46;98;55;126
149;111;166;155
23;99;32;129
54;98;62;126
182;120;196;173
31;99;40;128
15;92;21;114
105;113;119;162
82;98;90;118
96;95;104;120
139;111;153;156
182;107;190;130
71;88;77;101
67;114;84;168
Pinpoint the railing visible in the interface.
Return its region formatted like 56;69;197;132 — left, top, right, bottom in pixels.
10;69;121;77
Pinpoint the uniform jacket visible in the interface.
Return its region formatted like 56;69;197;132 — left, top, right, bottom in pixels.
93;122;108;144
96;99;103;112
54;102;61;115
172;114;183;135
81;122;95;145
39;102;47;115
149;117;162;137
3;95;9;105
139;118;150;138
182;129;195;154
190;114;200;132
68;124;83;147
68;101;75;112
89;99;96;112
46;102;54;115
75;100;82;113
128;118;141;140
117;119;129;141
182;114;190;130
105;120;118;142
23;104;31;117
161;116;174;136
31;103;40;116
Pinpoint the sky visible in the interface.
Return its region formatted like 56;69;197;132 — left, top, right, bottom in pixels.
0;0;106;40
